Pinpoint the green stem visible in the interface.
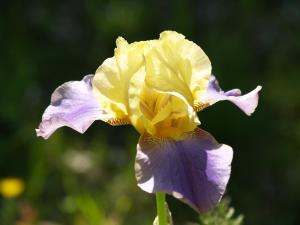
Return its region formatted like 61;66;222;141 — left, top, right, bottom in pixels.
156;192;167;225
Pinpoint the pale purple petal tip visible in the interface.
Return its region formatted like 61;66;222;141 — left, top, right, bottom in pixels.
200;75;262;115
227;85;262;115
135;128;233;213
36;75;107;139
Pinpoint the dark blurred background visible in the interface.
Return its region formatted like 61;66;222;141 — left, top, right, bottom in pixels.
1;0;300;225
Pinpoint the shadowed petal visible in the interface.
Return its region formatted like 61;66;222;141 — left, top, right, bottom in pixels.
135;128;233;213
36;75;111;139
198;75;262;115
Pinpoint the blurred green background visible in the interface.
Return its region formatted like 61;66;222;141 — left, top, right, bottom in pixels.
1;0;300;224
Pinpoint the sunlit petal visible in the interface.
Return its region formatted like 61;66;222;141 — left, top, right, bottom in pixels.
145;31;211;106
198;75;262;115
135;128;233;213
36;75;110;139
93;38;149;120
131;82;199;139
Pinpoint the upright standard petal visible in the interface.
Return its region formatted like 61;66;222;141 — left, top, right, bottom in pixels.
197;75;262;115
36;75;110;139
135;128;233;213
92;37;149;120
145;31;211;106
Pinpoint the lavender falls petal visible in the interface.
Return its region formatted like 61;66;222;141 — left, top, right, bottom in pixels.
199;75;262;115
36;75;108;139
135;128;233;213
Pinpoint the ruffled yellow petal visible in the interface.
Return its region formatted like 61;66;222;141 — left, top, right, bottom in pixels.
145;31;211;106
93;57;127;119
92;37;148;122
92;31;209;139
137;84;199;139
127;65;149;134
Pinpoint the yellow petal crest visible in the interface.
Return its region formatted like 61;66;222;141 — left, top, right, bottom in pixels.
92;37;149;122
92;31;211;139
145;31;211;106
131;83;200;139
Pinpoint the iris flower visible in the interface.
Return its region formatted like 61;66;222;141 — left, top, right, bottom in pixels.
36;31;261;213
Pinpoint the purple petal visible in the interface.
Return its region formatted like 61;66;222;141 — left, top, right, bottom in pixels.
135;128;233;213
36;75;109;139
199;75;262;115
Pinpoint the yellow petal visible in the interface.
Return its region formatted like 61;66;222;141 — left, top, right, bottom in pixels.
127;65;149;134
145;31;211;106
92;31;207;139
138;84;200;139
92;37;149;122
151;94;200;139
